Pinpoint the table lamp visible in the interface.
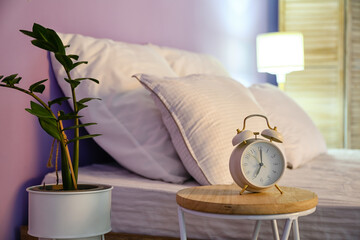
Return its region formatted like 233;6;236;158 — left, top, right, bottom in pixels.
256;32;304;89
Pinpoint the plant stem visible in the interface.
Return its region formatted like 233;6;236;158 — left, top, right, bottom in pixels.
0;84;55;118
65;70;79;182
58;115;77;189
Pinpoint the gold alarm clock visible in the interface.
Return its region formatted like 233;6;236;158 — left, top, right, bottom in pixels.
229;114;285;195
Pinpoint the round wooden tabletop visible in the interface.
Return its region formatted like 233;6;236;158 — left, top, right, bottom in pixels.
176;185;318;215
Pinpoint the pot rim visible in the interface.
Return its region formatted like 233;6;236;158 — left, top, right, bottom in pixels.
26;183;113;195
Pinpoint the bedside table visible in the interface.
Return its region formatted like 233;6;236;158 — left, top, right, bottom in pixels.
176;185;318;240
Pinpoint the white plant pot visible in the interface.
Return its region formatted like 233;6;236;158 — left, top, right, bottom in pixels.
27;184;113;240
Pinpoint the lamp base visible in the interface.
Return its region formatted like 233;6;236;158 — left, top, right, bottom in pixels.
276;74;286;91
278;82;285;91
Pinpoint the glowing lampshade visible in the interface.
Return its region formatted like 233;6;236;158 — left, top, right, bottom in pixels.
256;32;304;85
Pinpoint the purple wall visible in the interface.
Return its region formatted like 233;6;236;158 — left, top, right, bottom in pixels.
0;0;277;239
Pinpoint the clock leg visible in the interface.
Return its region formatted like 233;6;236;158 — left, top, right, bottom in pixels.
240;185;248;195
275;184;283;194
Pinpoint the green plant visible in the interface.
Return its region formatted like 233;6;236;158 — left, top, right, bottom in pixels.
0;23;100;190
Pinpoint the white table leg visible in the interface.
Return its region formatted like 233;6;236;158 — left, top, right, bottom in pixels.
178;206;187;240
271;219;280;240
293;218;300;240
177;206;315;240
252;220;262;240
281;219;293;240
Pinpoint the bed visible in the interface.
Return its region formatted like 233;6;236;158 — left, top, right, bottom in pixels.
43;149;360;239
44;33;360;239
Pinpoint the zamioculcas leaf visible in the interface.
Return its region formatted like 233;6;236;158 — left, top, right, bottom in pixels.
68;55;79;60
72;77;100;84
25;101;55;119
62;123;97;131
33;23;48;41
55;53;73;71
29;79;48;93
76;102;87;112
76;97;101;112
47;29;64;54
1;74;22;86
39;118;61;140
78;97;101;104
71;61;88;70
57;111;82;120
48;97;70;107
64;78;81;89
67;134;101;144
19;29;39;39
86;78;99;84
31;39;56;52
32;85;45;94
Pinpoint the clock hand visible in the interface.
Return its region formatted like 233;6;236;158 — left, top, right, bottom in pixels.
254;163;262;179
254;150;265;179
259;148;266;168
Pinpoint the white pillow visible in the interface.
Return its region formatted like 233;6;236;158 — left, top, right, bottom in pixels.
135;74;273;185
50;33;190;183
148;44;230;77
249;83;327;169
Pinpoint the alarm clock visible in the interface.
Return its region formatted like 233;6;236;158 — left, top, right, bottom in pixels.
229;114;285;194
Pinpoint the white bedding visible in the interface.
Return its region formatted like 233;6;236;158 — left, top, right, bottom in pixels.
43;149;360;239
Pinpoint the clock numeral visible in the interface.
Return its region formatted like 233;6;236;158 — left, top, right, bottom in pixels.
266;148;269;153
271;154;276;158
260;177;263;183
250;149;255;155
245;153;250;159
272;170;277;174
246;170;250;175
273;162;279;166
243;162;248;166
258;146;263;151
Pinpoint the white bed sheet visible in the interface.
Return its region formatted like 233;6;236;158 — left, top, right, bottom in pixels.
43;149;360;239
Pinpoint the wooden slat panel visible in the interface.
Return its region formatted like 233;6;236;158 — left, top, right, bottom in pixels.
285;69;343;148
346;0;360;148
279;0;345;148
280;0;343;67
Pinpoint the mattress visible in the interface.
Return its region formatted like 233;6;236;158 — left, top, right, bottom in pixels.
43;149;360;239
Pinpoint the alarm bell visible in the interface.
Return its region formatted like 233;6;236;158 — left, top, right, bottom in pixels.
261;128;283;143
232;129;253;146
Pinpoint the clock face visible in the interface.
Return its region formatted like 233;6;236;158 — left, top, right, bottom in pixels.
241;140;285;187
